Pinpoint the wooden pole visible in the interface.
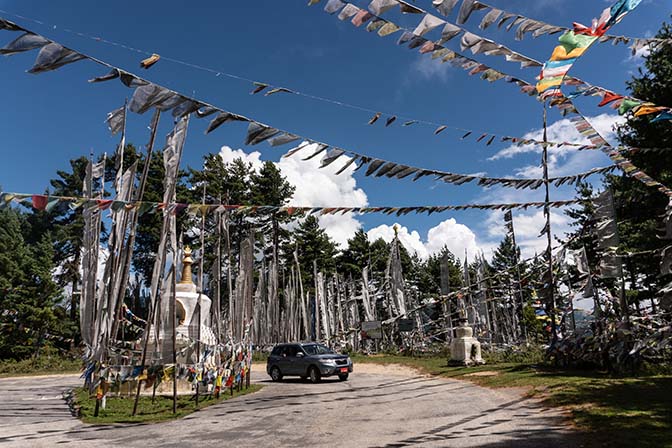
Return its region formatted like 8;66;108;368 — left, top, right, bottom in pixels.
609;188;630;322
215;196;222;366
131;110;163;417
508;216;528;343
225;192;234;340
542;104;558;343
564;275;577;333
172;262;178;414
195;184;206;408
112;109;161;342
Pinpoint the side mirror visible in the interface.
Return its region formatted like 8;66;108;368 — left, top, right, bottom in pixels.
296;352;304;358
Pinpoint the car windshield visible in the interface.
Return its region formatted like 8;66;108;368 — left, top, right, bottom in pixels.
301;344;333;355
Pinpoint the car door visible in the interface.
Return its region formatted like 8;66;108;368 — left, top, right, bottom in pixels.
293;345;309;375
275;345;292;375
284;344;301;375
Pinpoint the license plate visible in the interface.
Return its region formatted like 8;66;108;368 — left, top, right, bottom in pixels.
340;368;348;373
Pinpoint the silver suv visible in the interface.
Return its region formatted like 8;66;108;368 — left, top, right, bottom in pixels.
267;343;353;383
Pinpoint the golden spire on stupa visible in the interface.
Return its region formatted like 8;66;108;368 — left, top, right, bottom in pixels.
179;246;194;284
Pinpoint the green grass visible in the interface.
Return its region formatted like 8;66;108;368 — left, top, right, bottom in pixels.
73;383;263;424
252;351;269;362
351;354;672;448
0;353;82;378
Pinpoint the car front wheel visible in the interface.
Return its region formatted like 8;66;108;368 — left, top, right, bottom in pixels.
270;366;283;382
338;373;349;381
308;366;321;384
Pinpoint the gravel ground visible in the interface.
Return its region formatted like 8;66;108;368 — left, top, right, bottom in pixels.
0;364;583;447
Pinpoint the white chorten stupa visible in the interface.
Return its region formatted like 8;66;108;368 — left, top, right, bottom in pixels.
154;247;216;364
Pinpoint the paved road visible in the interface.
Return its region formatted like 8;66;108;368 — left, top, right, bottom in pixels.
0;367;583;447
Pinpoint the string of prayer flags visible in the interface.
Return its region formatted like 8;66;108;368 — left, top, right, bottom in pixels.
427;0;665;52
279;1;664;125
284;142;617;190
0;19;86;72
359;0;543;69
537;0;643;100
311;1;540;92
565;78;672;123
0;191;585;217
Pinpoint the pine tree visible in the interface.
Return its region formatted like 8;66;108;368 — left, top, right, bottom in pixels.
293;215;338;286
491;235;520;274
337;229;371;278
46;156;89;323
413;246;463;298
249;160;295;260
0;207;62;359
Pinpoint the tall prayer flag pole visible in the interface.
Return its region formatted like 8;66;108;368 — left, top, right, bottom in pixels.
542;104;557;343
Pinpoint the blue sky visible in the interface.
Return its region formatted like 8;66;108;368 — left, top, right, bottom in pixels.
0;0;670;258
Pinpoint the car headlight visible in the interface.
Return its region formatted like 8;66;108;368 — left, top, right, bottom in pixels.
322;359;337;366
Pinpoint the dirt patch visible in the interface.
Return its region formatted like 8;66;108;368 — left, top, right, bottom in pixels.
463;370;501;377
353;363;423;377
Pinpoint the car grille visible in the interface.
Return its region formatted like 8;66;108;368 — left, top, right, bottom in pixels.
335;359;348;365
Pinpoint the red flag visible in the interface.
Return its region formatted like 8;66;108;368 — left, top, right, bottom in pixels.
598;92;624;107
31;195;48;210
97;199;113;210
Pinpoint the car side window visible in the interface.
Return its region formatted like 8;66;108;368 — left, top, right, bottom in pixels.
286;345;298;357
271;346;282;356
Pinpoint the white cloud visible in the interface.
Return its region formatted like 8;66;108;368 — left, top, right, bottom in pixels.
426;218;480;258
368;224;428;259
217;143;368;247
218;146;263;170
367;218;481;261
411;56;452;81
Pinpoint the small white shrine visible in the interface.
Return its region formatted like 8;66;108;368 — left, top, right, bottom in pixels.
449;319;485;366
